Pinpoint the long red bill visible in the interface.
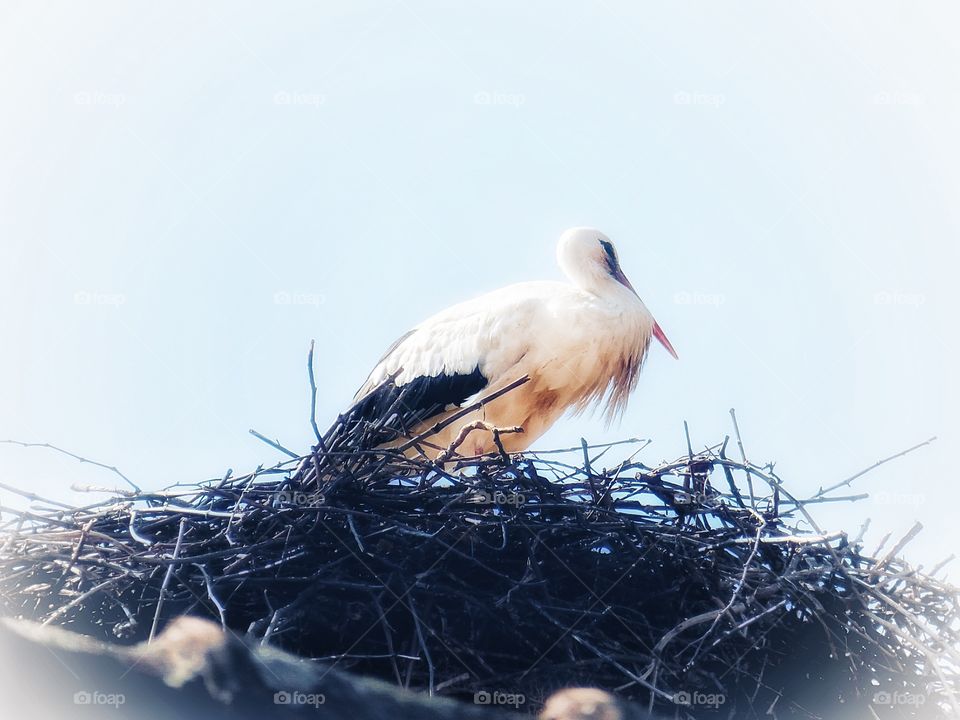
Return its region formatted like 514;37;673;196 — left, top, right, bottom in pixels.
612;268;678;359
652;321;679;360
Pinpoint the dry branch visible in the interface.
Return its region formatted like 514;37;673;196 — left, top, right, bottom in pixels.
0;377;956;719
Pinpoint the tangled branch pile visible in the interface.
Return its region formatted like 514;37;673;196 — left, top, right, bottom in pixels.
0;385;957;719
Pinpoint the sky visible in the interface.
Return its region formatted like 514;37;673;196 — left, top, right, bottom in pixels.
1;1;958;570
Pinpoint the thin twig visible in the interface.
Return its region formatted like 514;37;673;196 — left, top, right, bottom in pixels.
248;429;299;459
307;340;323;444
813;437;937;499
396;376;530;453
728;410;755;510
0;439;139;492
149;518;188;642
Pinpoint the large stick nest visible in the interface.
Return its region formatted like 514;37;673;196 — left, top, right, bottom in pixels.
0;379;957;719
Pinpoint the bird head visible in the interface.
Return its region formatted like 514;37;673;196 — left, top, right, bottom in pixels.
557;227;679;360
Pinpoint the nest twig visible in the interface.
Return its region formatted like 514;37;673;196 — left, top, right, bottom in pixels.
0;378;956;719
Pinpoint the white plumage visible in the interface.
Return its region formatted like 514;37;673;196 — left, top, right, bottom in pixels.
344;227;677;459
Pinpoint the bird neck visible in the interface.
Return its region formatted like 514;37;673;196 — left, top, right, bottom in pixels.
576;273;640;304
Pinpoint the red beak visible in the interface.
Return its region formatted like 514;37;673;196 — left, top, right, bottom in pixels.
652;321;679;360
612;268;679;360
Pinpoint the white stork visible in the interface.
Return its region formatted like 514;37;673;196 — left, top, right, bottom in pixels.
335;227;677;459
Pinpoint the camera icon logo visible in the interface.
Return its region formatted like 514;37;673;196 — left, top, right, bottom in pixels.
873;691;892;705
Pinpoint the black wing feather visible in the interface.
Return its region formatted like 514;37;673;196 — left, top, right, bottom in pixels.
330;366;488;449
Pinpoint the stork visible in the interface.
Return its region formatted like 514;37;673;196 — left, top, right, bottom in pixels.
330;227;677;459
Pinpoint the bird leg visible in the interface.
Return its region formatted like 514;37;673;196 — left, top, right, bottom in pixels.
435;421;523;465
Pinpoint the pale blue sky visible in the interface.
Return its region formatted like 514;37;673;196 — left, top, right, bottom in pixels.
1;1;958;567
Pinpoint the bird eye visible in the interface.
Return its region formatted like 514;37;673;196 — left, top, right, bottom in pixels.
598;240;618;273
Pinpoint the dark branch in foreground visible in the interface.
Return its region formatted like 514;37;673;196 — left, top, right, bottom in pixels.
0;381;956;719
